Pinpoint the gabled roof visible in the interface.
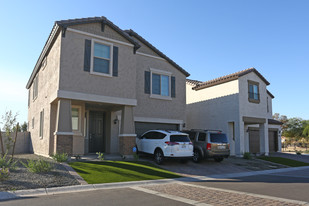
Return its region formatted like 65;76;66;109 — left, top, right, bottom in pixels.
56;17;140;49
267;90;275;98
186;79;202;86
27;16;189;89
192;67;270;91
268;119;283;125
124;29;190;77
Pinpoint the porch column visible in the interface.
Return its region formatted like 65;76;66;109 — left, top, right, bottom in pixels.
119;106;136;156
235;121;245;157
259;122;269;156
277;129;282;152
54;99;73;155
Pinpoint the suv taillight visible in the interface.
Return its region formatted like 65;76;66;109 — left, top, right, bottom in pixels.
206;143;211;150
165;141;179;146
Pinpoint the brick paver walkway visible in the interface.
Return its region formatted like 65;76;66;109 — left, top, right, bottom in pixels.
140;183;306;206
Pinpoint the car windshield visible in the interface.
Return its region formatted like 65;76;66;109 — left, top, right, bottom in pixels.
170;135;190;142
210;133;228;143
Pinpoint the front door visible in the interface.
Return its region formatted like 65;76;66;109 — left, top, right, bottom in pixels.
89;111;105;153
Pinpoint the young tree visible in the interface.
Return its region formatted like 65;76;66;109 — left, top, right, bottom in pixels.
0;110;19;155
21;122;28;132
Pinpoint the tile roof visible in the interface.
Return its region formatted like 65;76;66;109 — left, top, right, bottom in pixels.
192;67;270;90
124;29;190;77
267;90;275;98
186;79;202;86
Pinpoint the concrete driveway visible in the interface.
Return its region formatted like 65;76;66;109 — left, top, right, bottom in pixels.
140;156;288;177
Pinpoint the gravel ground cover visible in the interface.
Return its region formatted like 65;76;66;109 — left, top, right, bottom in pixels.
0;154;79;191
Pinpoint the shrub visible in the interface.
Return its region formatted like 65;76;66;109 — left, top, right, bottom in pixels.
0;153;17;171
243;152;252;160
296;151;302;155
96;152;104;161
21;159;53;173
51;153;68;162
0;167;10;181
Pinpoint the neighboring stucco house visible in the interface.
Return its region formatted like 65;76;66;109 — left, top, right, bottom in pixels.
26;17;189;157
186;68;282;156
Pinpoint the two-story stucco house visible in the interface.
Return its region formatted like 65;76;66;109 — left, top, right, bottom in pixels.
186;68;282;156
26;17;189;157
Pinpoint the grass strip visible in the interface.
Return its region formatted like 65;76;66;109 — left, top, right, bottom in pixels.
258;156;309;167
69;161;181;184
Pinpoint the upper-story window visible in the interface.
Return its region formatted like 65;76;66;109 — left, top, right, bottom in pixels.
150;68;172;100
32;75;38;100
91;40;113;77
248;80;260;103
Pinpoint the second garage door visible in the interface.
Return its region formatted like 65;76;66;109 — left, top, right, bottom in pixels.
135;122;179;137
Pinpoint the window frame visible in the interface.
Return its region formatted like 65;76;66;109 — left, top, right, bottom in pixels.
248;80;260;104
32;75;38;101
39;109;44;139
71;106;82;133
90;39;113;77
150;68;172;100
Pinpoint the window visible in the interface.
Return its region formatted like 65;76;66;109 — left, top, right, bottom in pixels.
39;110;44;138
32;75;38;100
150;68;171;99
210;133;228;143
142;132;166;139
198;133;206;142
72;107;81;132
267;97;269;113
170;135;190;142
32;118;34;129
91;40;113;76
248;80;260;103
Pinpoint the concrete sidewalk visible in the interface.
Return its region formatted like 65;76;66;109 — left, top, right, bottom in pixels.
1;165;309;202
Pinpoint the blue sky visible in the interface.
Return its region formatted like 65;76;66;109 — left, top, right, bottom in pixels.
0;0;308;124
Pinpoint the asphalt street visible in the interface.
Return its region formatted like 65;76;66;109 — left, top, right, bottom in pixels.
191;167;309;202
0;167;308;206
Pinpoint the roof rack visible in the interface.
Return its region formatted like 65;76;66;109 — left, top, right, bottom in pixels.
190;129;222;132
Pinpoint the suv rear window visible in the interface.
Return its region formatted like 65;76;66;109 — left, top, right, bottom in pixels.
210;133;228;143
170;135;190;142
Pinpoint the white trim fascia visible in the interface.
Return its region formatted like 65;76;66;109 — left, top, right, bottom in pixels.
56;90;137;106
150;94;172;101
134;117;183;125
54;132;74;136
67;28;134;48
119;134;137;137
150;67;172;76
136;52;166;61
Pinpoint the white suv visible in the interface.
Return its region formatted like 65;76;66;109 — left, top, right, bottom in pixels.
136;130;193;164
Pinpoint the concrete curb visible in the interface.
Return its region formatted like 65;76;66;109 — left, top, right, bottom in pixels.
1;166;309;201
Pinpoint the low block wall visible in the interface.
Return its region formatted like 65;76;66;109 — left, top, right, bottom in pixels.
0;132;31;154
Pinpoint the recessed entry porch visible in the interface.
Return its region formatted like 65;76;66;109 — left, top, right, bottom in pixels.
242;116;280;156
51;98;136;156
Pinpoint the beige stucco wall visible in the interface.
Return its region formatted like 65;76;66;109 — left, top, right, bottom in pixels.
28;33;61;156
59;27;137;99
186;79;239;104
131;36;161;57
134;54;187;122
238;73;269;119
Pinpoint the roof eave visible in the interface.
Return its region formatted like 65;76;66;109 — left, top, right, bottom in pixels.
125;29;190;77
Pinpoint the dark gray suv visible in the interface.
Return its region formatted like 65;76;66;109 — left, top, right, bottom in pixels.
183;129;230;163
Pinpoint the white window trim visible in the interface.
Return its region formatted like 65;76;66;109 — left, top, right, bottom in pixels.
39;109;44;139
72;105;82;134
150;68;172;100
90;39;113;77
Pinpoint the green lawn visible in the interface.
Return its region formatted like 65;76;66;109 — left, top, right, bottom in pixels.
258;156;309;167
69;161;181;184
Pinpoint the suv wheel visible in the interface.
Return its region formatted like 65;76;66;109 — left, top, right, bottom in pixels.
154;149;164;165
214;157;224;162
192;150;201;163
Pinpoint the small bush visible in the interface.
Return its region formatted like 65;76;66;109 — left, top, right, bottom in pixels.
243;152;252;160
133;153;139;160
0;167;10;181
0;153;17;171
21;159;53;173
96;152;104;161
296;151;302;155
51;153;68;162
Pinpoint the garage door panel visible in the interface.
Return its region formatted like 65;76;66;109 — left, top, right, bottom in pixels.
135;122;179;137
249;130;260;153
